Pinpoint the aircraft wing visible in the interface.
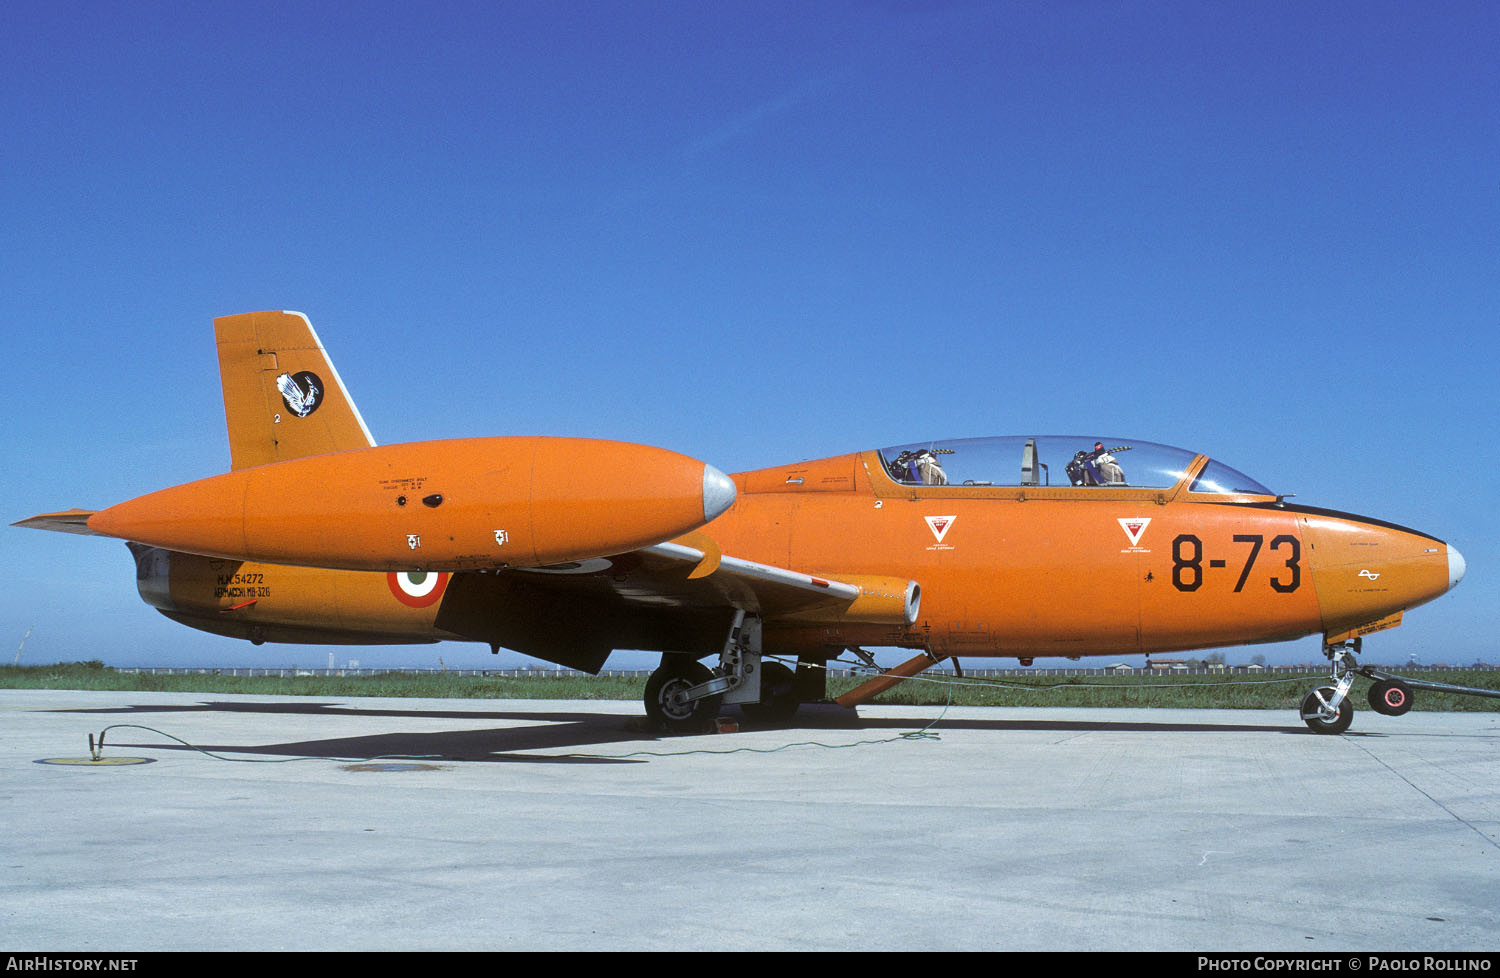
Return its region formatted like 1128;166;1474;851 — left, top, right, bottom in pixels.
13;509;918;675
636;539;919;621
12;509;102;535
433;534;919;673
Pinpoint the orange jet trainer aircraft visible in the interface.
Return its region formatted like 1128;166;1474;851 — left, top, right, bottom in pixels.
17;312;1467;734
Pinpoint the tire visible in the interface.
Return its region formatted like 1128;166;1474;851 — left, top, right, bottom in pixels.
1368;679;1414;717
1301;686;1354;735
740;661;800;724
644;658;721;732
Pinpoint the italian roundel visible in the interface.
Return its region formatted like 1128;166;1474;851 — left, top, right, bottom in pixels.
387;570;450;608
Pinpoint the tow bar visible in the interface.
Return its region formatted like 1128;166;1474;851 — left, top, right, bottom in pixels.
1355;665;1500;718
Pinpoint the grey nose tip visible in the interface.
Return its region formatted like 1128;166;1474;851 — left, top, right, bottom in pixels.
1448;544;1466;590
702;464;737;522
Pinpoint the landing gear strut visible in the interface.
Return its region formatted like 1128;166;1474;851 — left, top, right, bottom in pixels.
1300;640;1359;735
642;611;804;731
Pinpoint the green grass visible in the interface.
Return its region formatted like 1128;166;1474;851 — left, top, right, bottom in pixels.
5;661;1498;711
0;662;645;700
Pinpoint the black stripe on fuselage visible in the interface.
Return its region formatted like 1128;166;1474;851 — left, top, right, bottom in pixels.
1204;501;1444;544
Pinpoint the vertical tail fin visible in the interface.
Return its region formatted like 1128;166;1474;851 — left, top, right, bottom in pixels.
214;311;376;470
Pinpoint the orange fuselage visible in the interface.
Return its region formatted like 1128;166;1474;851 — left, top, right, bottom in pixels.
715;452;1451;657
131;447;1456;663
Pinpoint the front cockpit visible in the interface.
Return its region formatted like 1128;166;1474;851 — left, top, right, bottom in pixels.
877;436;1275;498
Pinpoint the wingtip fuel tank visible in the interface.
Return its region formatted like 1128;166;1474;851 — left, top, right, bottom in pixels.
86;436;735;571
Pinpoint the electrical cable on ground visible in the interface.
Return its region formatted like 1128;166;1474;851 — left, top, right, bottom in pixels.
76;660;1376;765
561;687;951;760
80;692;953;765
86;723;442;764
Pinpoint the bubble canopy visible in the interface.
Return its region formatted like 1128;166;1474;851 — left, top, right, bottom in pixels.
877;436;1274;496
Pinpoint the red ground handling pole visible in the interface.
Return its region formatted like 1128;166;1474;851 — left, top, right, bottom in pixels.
834;652;946;708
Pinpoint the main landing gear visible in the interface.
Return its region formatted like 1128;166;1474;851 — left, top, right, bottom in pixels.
643;657;721;731
642;611;807;732
1300;638;1500;734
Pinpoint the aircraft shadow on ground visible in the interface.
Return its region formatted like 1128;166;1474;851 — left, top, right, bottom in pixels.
42;699;1346;763
50;701;658;763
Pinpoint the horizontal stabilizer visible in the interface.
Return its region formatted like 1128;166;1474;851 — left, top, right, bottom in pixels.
12;509;101;535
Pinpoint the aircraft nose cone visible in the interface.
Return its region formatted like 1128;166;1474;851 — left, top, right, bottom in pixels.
702;464;737;522
1449;544;1466;590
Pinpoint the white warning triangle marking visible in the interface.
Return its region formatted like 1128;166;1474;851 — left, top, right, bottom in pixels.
925;515;956;543
1117;517;1151;547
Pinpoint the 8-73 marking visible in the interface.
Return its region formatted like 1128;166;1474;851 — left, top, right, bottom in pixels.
1171;533;1300;593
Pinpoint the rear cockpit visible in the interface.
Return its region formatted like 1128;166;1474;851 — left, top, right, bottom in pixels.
877;436;1274;498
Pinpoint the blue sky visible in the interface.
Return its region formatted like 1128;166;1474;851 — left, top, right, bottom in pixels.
3;1;1496;671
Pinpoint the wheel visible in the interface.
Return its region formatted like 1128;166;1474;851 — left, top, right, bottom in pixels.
1368;679;1414;717
644;658;721;732
1301;686;1354;735
740;661;800;724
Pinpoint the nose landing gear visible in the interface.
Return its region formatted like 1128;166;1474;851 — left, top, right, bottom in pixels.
1301;636;1500;733
1301;641;1360;734
1300;685;1355;734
